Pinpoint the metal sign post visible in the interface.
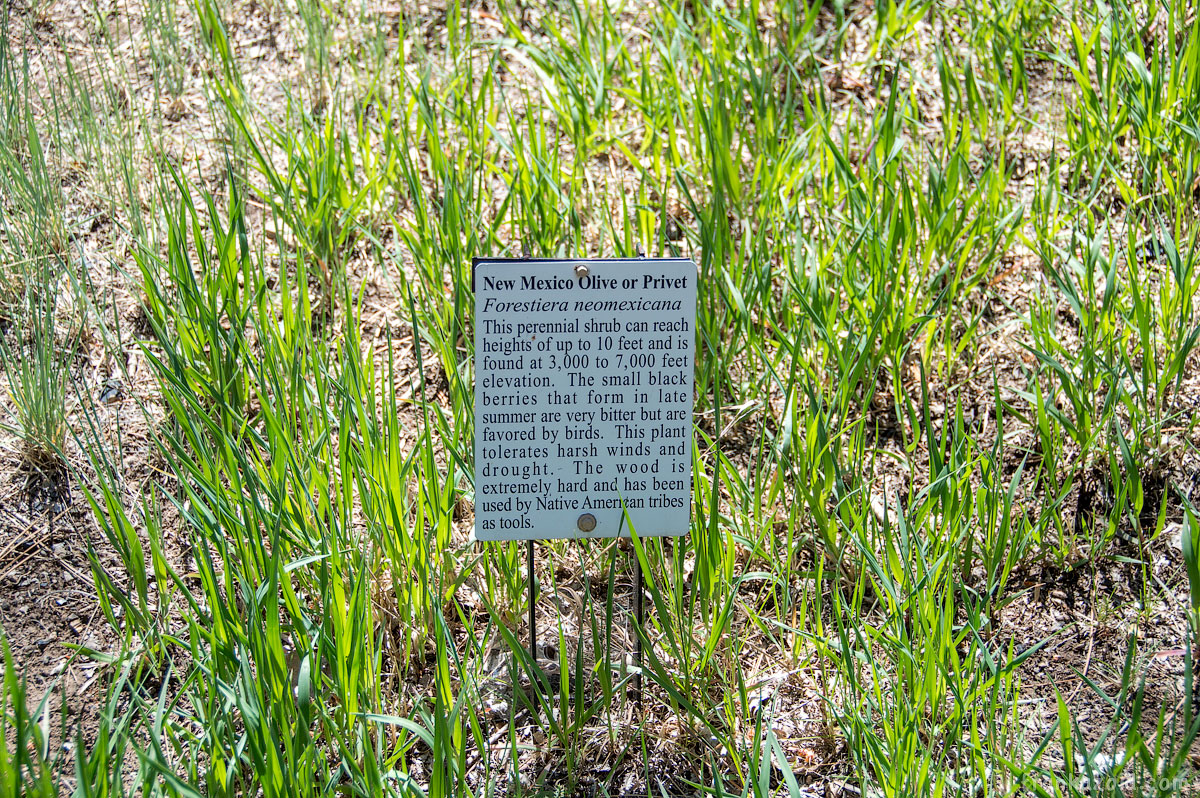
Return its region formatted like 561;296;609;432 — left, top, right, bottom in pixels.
472;257;696;706
634;553;643;702
528;539;537;665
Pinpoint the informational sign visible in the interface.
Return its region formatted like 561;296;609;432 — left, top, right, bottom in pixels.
473;258;696;541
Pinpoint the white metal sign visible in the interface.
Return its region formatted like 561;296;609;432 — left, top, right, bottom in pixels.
473;258;696;541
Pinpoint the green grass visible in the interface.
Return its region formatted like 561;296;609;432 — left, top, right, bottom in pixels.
0;0;1199;795
0;7;75;467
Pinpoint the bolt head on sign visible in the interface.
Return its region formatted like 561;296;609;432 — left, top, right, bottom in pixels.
473;258;696;541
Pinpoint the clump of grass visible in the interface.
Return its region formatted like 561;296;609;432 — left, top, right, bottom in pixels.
0;634;57;797
0;240;75;469
0;8;75;469
0;287;72;469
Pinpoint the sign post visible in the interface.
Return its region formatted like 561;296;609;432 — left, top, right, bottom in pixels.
473;257;696;701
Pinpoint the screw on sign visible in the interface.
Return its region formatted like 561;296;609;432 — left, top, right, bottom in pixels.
472;257;697;701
